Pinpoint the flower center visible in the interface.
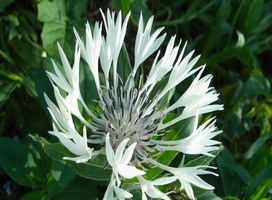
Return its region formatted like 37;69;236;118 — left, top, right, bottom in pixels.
90;77;165;161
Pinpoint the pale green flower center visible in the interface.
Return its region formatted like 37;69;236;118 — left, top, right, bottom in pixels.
90;77;165;160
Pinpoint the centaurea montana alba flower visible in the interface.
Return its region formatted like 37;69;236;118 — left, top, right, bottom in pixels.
44;9;223;200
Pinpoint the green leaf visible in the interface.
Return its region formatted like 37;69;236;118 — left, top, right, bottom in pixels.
41;20;67;56
21;190;43;200
235;47;257;69
146;117;195;180
10;39;43;68
31;135;111;181
117;45;132;83
245;0;263;32
46;160;76;199
0;82;17;109
198;191;222;200
202;0;231;56
67;0;88;20
245;166;272;200
0;0;15;12
112;0;134;15
222;197;240;200
37;0;67;23
185;147;222;167
80;62;98;105
217;147;251;196
32;67;54;116
245;131;272;159
130;0;152;24
241;75;271;96
53;177;100;200
206;47;237;67
0;137;46;188
51;160;76;184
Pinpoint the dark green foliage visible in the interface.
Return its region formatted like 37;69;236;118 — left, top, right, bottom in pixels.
0;0;271;199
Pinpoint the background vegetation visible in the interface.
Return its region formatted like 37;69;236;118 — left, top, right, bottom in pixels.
0;0;271;199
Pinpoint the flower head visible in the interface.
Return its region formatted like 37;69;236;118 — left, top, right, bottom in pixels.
45;9;223;199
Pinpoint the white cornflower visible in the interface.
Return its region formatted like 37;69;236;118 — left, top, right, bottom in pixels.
45;9;223;199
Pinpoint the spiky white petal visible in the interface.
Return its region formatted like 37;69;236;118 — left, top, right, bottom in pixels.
105;133;145;183
150;160;217;200
154;117;222;156
73;22;102;91
134;13;166;72
138;176;175;200
103;174;133;200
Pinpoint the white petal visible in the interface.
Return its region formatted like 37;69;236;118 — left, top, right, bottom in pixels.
114;186;133;199
117;164;145;179
115;138;129;164
105;133;115;166
121;142;137;165
153;176;177;186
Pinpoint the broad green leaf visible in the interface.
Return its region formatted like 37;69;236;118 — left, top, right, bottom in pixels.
241;75;270;96
41;21;67;56
53;177;100;200
51;160;76;184
37;0;67;23
0;137;46;188
31;135;111;181
67;0;88;20
46;160;76;199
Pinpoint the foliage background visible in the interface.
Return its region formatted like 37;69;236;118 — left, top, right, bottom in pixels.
0;0;271;199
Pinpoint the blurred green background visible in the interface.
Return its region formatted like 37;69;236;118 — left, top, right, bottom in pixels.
0;0;271;199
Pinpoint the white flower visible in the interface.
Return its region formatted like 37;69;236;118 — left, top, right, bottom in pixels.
45;8;223;199
138;176;176;200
